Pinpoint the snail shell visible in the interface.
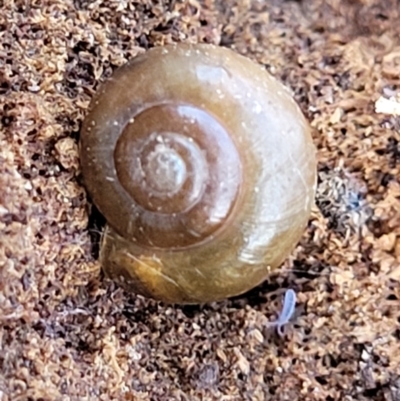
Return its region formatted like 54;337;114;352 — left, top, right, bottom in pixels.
80;43;317;304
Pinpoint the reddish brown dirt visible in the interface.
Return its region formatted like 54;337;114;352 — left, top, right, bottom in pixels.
1;1;400;400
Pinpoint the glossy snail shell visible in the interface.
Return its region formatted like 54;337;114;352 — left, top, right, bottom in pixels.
80;43;317;304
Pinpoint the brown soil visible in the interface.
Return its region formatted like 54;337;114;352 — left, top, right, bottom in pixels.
1;1;400;400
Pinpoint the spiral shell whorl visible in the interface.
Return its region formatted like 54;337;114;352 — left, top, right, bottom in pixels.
113;103;242;248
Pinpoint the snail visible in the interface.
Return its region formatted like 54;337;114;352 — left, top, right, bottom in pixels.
79;43;317;304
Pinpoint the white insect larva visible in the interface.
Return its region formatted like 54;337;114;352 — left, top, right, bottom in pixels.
267;289;297;336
